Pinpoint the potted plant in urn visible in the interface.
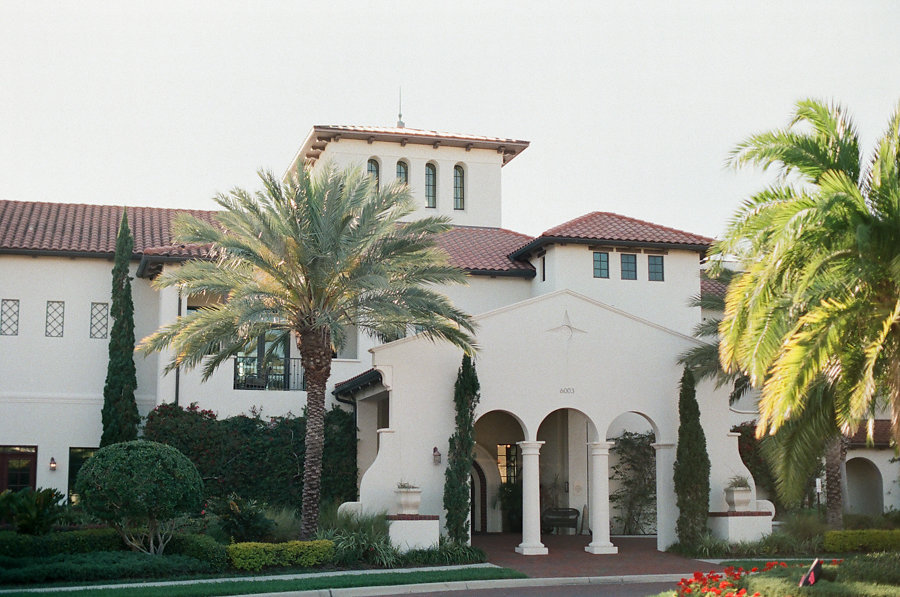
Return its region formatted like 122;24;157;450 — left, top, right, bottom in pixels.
395;481;422;515
724;475;752;512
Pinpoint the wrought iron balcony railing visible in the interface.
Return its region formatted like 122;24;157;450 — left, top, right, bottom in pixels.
233;357;305;391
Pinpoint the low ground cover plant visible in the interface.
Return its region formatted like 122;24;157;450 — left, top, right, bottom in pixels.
0;551;213;585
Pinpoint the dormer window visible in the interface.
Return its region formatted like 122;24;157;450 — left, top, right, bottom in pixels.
367;159;380;188
396;160;408;185
425;163;437;208
453;165;465;210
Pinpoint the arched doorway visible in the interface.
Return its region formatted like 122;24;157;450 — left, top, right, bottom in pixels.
474;410;526;534
846;457;883;516
605;412;657;536
471;461;487;534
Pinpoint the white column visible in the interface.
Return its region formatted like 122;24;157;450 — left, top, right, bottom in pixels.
653;442;677;551
585;441;617;554
515;441;548;555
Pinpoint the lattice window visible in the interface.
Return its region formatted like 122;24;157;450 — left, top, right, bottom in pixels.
45;301;64;337
90;302;109;339
0;299;19;336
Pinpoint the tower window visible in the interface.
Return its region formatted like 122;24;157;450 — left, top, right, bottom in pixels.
367;159;380;188
396;160;408;184
453;165;465;210
425;163;436;208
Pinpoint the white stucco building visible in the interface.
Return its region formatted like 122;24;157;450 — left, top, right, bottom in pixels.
1;123;895;553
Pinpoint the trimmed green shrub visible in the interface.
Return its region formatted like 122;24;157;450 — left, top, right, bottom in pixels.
0;551;210;585
0;528;123;557
166;533;227;571
824;529;900;552
227;539;334;571
75;440;203;554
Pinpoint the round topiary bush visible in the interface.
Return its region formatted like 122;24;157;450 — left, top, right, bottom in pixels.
75;440;203;554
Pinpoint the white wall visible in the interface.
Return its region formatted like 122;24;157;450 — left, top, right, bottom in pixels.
0;255;159;495
528;245;702;336
315;139;504;227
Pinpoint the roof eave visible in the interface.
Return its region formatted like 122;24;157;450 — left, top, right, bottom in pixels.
509;237;711;260
466;268;535;278
333;369;384;399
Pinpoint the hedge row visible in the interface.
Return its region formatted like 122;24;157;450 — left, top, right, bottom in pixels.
167;533;228;570
824;530;900;553
0;528;123;557
227;539;334;571
0;551;211;585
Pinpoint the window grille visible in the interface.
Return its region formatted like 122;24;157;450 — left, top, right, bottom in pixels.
0;299;19;336
90;302;109;338
45;301;64;337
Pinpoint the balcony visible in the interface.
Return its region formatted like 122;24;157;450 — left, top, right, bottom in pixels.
233;357;305;391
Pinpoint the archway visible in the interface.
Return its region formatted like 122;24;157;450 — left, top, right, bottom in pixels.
605;412;657;536
846;457;883;516
474;410;526;534
471;461;487;534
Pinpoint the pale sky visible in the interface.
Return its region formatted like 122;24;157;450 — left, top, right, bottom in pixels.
2;1;899;239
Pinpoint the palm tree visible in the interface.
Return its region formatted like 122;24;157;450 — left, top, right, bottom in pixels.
678;268;750;405
139;164;476;538
713;99;900;523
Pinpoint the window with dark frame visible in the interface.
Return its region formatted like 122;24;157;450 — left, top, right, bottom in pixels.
396;160;408;184
67;447;97;503
45;301;64;337
425;163;436;208
541;255;546;281
367;158;380;188
620;254;637;280
593;252;609;278
90;302;109;339
453;165;465;210
648;255;665;281
0;299;19;336
496;443;520;484
0;446;37;492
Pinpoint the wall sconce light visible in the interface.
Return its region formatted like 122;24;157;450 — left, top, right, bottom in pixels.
432;447;441;465
49;457;57;471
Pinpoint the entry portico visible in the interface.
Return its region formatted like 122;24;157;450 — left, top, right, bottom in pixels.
351;289;752;554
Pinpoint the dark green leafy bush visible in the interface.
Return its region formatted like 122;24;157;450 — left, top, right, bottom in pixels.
209;494;275;542
401;539;486;566
75;440;203;554
0;551;211;585
144;404;357;507
0;488;65;535
166;533;227;571
0;528;123;557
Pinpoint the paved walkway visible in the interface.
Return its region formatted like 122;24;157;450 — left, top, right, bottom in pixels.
472;533;718;578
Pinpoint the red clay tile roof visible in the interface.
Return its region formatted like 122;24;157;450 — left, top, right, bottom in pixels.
0;200;534;276
436;226;534;275
848;419;893;448
0;199;216;257
511;211;714;258
701;276;728;298
315;125;528;146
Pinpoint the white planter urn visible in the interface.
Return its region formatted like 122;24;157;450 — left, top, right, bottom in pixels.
395;487;422;515
724;486;753;512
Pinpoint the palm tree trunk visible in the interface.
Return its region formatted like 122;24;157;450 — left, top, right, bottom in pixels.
824;435;847;529
298;327;332;539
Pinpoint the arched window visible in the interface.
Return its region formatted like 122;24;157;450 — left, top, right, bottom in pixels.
453;165;465;210
367;159;380;188
396;160;408;185
425;163;436;208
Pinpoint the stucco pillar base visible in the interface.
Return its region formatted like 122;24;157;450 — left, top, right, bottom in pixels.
585;542;618;554
515;543;549;555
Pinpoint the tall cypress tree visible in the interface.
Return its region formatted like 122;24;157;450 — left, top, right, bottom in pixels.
100;211;140;446
443;354;480;544
673;366;710;546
